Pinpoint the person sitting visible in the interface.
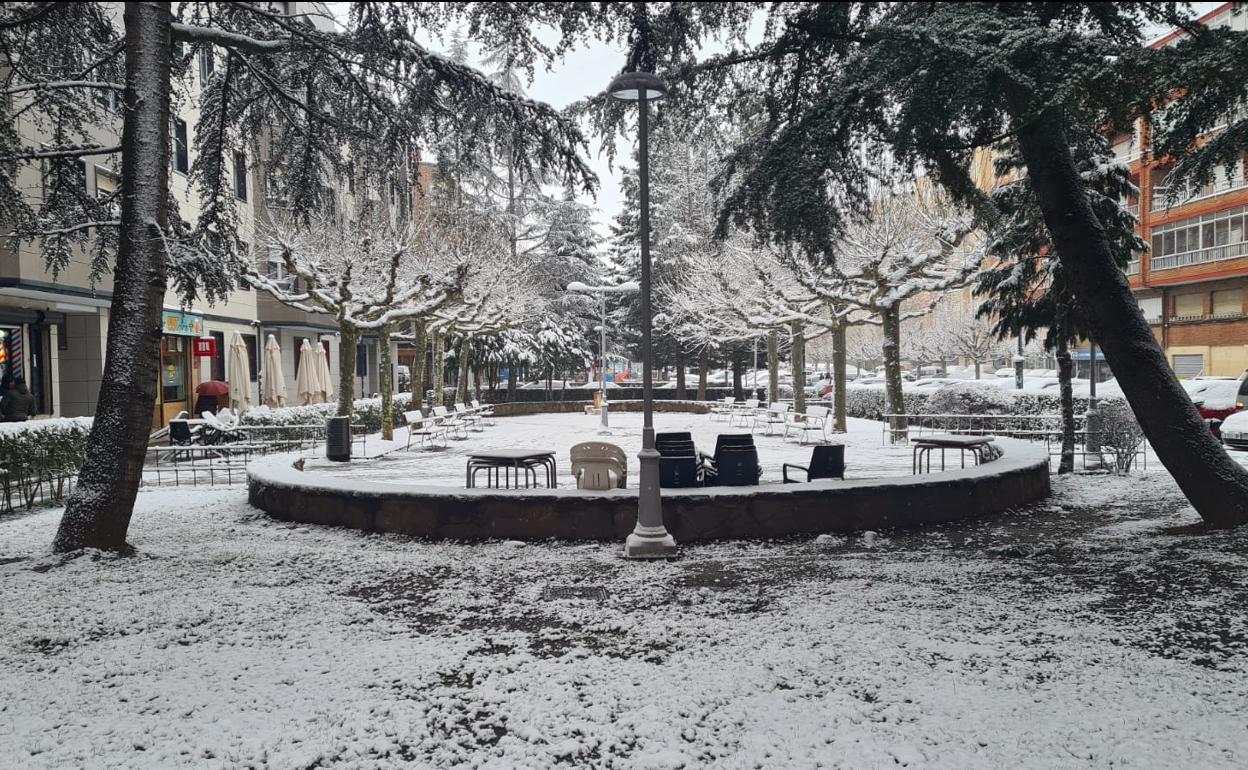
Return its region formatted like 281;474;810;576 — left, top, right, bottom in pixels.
0;374;36;422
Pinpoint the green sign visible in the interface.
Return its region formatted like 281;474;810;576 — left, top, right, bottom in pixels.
162;310;204;337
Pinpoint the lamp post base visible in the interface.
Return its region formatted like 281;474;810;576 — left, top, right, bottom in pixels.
624;527;678;559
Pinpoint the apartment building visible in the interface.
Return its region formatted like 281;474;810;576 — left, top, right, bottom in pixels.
0;2;406;426
1121;2;1248;377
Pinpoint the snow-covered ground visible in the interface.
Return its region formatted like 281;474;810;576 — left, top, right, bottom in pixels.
306;411;911;488
3;444;1248;767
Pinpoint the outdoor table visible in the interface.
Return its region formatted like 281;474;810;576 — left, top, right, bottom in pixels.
912;434;996;474
466;449;557;489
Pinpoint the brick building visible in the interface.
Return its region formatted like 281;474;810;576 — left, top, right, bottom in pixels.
1122;2;1248;377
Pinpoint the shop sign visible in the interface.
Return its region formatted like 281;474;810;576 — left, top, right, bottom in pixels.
193;337;217;357
162;310;204;337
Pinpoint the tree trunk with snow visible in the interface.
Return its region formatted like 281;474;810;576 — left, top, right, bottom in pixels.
337;326;357;417
1056;339;1076;475
882;305;906;443
457;335;472;405
53;2;172;553
411;322;427;412
731;357;743;400
431;330;444;407
832;320;847;433
507;359;517;400
767;330;779;405
791;321;806;416
675;349;687;400
1015;108;1248;526
697;349;708;401
379;324;395;441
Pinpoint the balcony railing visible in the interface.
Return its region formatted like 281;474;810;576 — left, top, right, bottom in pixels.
1151;241;1248;271
1152;177;1248;212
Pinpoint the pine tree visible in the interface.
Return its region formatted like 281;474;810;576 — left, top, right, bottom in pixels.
0;2;593;552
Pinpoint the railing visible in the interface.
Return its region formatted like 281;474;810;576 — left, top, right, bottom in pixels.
0;447;85;514
1152;177;1248;212
1151;241;1248;271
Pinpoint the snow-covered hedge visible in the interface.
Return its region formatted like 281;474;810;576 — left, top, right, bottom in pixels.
0;418;92;505
839;382;1122;419
927;382;1018;415
241;393;417;432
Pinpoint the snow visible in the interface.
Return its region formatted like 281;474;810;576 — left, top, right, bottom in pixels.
4;421;1248;767
302;410;915;488
3;463;1248;767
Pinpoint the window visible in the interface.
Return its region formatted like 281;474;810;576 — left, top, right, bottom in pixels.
266;248;300;292
242;333;258;379
198;48;214;83
94;167;119;198
173;118;189;174
233;151;248;201
1150;206;1248;270
1152;159;1247;211
1173;293;1204;318
1212;289;1243;316
210;331;226;381
356;342;368;377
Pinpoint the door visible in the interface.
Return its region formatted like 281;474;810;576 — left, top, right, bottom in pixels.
157;336;192;427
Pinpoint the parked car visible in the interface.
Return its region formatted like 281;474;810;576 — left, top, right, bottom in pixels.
1183;378;1244;438
1219;399;1248;450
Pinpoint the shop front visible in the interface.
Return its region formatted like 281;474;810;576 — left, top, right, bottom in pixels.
0;309;59;417
154;310;205;428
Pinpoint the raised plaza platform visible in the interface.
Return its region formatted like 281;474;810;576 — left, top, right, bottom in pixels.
247;403;1051;541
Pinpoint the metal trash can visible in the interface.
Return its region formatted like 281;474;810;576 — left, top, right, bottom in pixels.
327;416;351;462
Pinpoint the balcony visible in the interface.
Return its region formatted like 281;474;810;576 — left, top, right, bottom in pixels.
1151;241;1248;271
1125;259;1141;275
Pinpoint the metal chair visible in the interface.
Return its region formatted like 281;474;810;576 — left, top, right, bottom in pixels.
783;444;846;483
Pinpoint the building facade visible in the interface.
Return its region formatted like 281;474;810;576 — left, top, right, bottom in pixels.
1123;2;1248;377
0;2;396;426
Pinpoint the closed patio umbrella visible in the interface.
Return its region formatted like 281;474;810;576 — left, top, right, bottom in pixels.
312;341;334;404
262;334;287;408
227;330;252;413
294;339;316;406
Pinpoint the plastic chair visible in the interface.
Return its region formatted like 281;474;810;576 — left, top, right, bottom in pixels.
700;435;759;484
570;441;628;490
783;444;846;483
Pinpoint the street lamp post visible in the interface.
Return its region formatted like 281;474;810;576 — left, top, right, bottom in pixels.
568;280;639;430
608;70;677;559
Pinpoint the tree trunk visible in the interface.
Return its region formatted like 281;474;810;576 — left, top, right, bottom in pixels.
1056;339;1076;475
675;349;687;400
731;357;743;400
337;325;357;417
832;319;847;433
411;322;427;412
1015;108;1248;526
379;324;394;441
974;360;981;379
791;321;806;415
430;330;444;407
53;2;172;553
457;335;471;405
507;360;517;400
882;306;906;443
767;329;780;405
697;348;708;401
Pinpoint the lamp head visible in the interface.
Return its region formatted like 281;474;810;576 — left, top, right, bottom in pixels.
607;71;668;102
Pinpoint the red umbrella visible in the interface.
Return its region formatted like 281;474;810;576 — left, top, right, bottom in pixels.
196;380;230;396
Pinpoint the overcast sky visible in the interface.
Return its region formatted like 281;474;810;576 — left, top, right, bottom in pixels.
386;3;1230;239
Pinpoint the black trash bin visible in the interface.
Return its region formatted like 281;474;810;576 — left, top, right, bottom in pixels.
327;415;351;462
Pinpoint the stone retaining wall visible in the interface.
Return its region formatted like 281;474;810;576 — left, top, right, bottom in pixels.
248;436;1050;542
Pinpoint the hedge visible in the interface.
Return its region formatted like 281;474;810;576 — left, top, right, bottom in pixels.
0;417;92;511
841;383;1121;420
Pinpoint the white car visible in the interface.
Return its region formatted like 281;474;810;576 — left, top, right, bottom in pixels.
1219;408;1248;450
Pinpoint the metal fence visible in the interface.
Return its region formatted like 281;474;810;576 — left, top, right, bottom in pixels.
0;446;86;514
880;412;1148;471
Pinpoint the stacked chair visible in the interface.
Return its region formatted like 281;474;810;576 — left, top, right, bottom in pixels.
698;433;762;487
656;432;701;488
570;442;628;490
